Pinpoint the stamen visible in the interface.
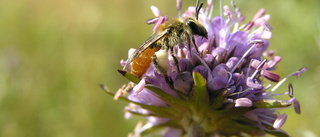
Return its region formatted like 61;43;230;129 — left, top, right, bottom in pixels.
269;93;288;97
146;17;159;25
231;0;236;9
249;39;264;45
230;42;259;73
235;98;252;107
259;119;274;130
273;114;287;130
133;79;146;95
150;6;161;17
193;52;211;71
254;15;270;27
252;8;266;21
227;71;233;84
250;59;267;79
261;20;272;31
288;83;294;98
123;48;136;70
114;86;124;100
206;0;214;18
128;48;136;58
258;113;277;121
153;16;166;32
250;59;268;70
229;87;252;96
263;82;273;91
229;1;243;33
264;50;275;57
261;30;272;39
223;5;231;16
267;56;281;68
233;20;239;33
295;67;307;77
135;122;153;136
247;77;263;89
223;5;231;25
243;22;254;31
219;0;223;25
287;97;296;104
256;118;265;133
269;67;307;94
262;70;280;82
125;111;132;119
176;0;182;17
133;121;144;135
294;100;301;114
248;26;265;39
120;57;127;66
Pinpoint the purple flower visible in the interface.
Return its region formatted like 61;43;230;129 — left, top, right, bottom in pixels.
103;0;307;136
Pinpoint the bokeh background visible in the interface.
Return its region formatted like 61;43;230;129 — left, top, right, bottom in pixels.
0;0;319;136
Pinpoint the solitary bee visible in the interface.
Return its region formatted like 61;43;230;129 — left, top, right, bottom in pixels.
123;1;208;77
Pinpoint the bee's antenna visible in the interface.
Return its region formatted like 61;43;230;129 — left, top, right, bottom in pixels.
177;0;182;18
195;0;203;20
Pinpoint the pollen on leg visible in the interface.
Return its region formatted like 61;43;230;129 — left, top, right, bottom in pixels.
131;48;159;77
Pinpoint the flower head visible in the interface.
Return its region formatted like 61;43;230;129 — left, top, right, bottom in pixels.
103;0;306;136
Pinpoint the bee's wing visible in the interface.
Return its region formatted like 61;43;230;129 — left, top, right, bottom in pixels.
123;29;169;70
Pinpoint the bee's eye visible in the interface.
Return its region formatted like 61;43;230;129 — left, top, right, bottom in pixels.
186;20;208;38
186;21;198;32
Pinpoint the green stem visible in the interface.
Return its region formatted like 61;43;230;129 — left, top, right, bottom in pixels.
187;122;205;137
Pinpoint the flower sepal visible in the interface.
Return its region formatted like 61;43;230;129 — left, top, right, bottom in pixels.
189;72;210;109
129;121;182;137
99;84;179;118
118;70;190;110
264;125;290;137
253;99;292;108
118;69;141;84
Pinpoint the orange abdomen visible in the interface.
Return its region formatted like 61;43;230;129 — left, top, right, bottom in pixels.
131;48;159;77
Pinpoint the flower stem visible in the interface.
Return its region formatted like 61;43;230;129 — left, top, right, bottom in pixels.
187;122;205;137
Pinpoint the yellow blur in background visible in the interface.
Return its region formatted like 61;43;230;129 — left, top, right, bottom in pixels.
0;0;319;136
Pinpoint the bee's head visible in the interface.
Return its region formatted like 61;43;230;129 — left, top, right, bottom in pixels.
186;18;208;39
186;0;207;39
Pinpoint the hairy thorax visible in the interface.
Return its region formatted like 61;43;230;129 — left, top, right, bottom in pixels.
155;18;192;50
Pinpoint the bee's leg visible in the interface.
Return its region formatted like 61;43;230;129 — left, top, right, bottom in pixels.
152;53;174;89
170;47;180;73
152;55;166;76
187;36;192;57
187;36;199;58
191;36;200;54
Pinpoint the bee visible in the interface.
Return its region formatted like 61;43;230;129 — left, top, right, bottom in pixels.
123;0;208;77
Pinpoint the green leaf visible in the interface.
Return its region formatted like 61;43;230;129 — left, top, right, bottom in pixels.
99;84;114;96
116;70;190;118
99;84;176;118
265;128;290;137
261;119;290;137
145;86;189;113
128;105;178;118
211;89;228;109
189;72;209;108
118;69;140;84
253;99;292;108
139;120;181;136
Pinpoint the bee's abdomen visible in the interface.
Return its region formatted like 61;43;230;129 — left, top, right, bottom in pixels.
131;48;159;77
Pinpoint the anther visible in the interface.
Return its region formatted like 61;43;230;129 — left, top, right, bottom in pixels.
288;83;293;98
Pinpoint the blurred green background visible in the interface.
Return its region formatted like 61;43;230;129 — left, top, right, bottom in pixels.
0;0;319;136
